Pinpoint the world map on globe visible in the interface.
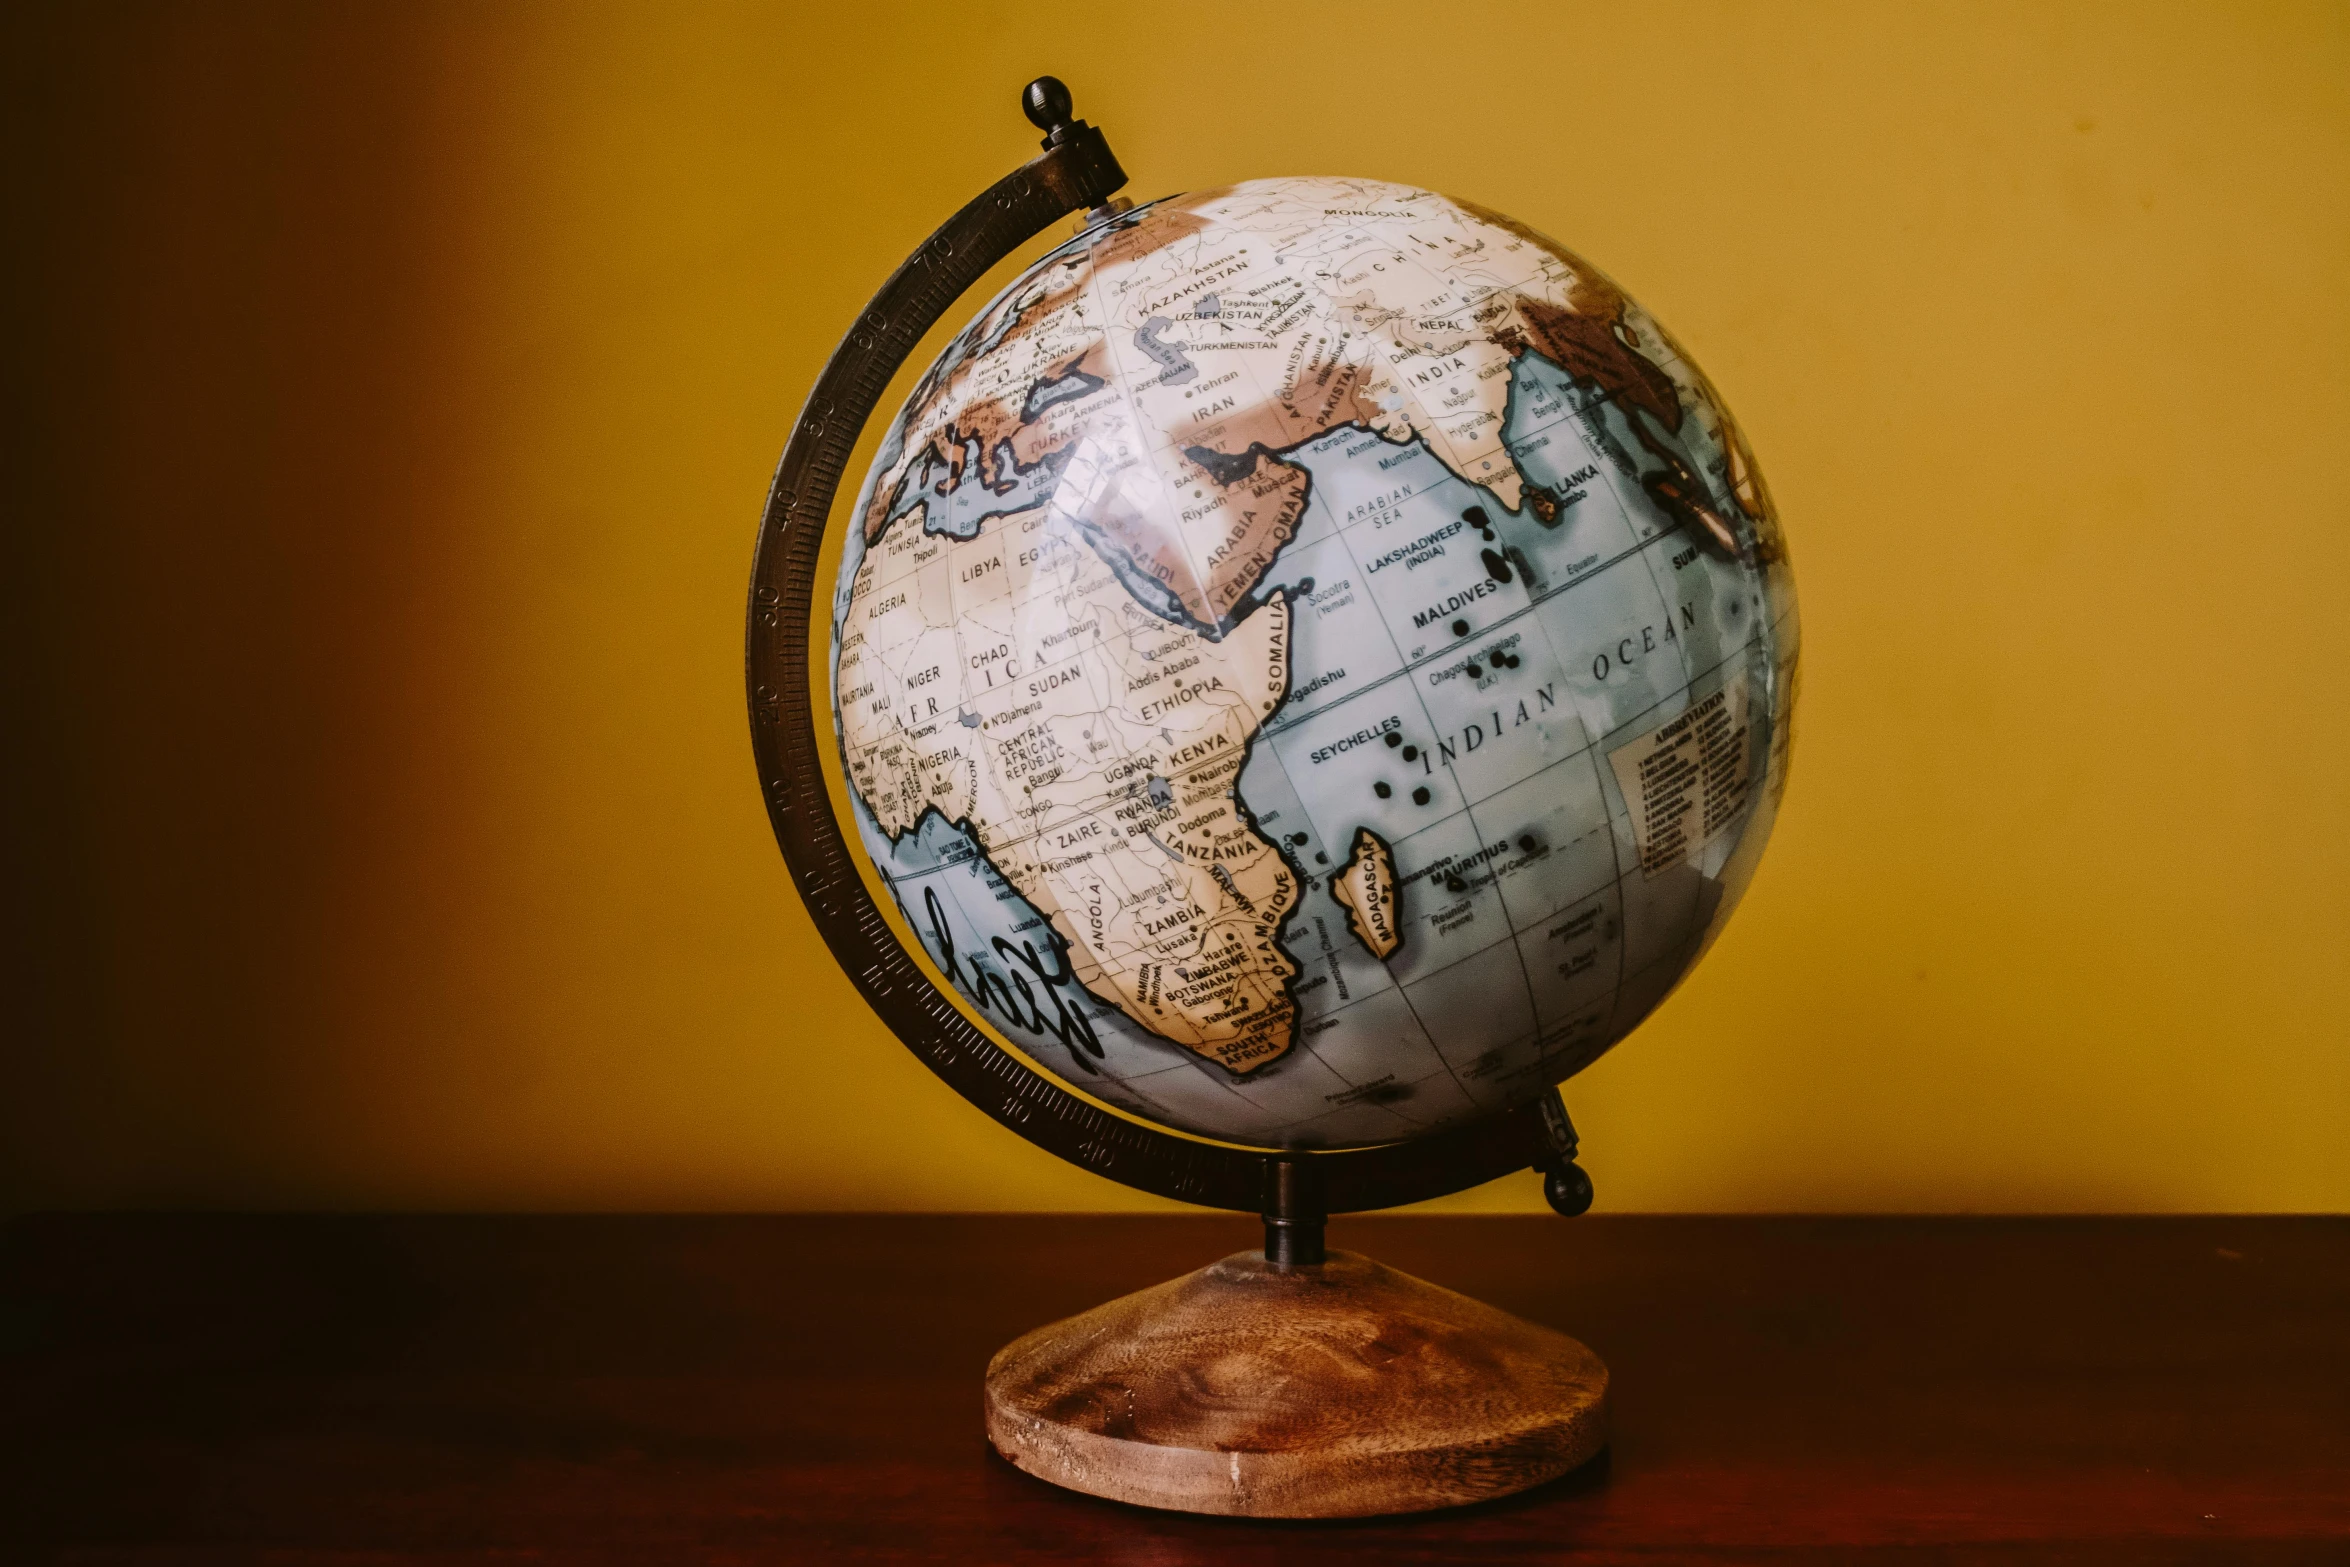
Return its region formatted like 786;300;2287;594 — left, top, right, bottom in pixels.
829;176;1798;1150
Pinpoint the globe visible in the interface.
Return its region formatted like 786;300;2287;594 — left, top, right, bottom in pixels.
828;176;1797;1152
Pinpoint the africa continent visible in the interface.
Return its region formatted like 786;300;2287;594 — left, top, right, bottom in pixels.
839;498;1300;1072
837;176;1738;1078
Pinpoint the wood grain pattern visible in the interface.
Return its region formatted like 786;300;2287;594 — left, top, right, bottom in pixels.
985;1248;1606;1515
2;1214;2347;1563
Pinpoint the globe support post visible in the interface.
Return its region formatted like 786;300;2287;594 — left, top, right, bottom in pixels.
1262;1156;1326;1268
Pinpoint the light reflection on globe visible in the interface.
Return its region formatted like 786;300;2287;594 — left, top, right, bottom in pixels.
829;177;1797;1150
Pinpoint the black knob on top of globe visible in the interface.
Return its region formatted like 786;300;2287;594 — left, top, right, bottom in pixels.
744;79;1798;1517
1021;75;1075;144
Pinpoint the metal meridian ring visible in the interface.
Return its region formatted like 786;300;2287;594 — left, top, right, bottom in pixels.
744;121;1548;1214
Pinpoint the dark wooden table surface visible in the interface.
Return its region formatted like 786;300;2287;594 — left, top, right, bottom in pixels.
2;1213;2344;1564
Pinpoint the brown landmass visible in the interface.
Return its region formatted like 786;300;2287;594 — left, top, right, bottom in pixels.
838;489;1303;1076
1714;400;1787;563
1081;446;1312;638
859;253;1102;542
1330;827;1402;961
1455;196;1689;443
1465;216;1752;555
1642;464;1740;557
861;209;1225;546
1494;290;1683;438
1100;342;1391;634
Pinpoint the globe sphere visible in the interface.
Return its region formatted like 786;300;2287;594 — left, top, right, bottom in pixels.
830;177;1796;1150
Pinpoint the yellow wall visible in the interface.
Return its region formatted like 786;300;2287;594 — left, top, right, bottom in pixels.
6;1;2344;1213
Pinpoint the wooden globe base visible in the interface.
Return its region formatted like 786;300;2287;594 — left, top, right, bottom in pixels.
983;1248;1608;1518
